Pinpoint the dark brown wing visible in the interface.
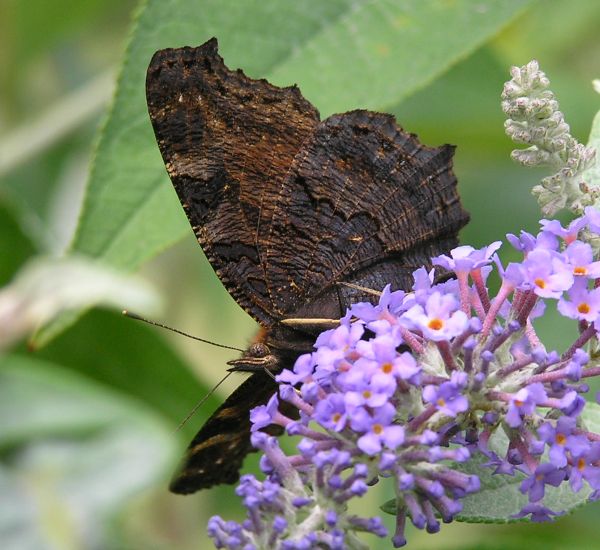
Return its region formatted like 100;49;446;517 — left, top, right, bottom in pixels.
146;39;469;494
146;38;468;326
170;371;277;494
265;110;469;319
146;38;320;326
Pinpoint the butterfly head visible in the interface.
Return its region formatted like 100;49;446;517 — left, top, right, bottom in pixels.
226;340;279;373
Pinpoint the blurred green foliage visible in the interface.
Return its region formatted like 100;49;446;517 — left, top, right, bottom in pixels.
1;0;600;548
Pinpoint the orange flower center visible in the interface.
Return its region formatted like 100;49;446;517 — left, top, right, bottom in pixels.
578;303;591;314
362;390;372;399
437;398;446;407
373;424;383;435
514;399;524;407
573;266;587;276
534;278;546;289
428;318;444;331
338;361;351;372
382;362;393;374
577;458;586;471
555;433;567;446
332;412;341;422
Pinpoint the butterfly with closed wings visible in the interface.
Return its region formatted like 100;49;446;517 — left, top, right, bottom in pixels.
145;37;469;494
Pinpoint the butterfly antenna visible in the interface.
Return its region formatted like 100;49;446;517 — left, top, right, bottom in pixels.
336;281;382;296
175;371;234;432
122;310;245;352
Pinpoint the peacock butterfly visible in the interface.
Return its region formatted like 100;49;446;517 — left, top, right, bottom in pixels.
146;38;469;494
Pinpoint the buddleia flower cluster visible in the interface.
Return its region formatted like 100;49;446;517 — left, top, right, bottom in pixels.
207;207;600;549
502;60;597;216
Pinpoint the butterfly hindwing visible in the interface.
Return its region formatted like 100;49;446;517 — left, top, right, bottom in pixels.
169;371;278;493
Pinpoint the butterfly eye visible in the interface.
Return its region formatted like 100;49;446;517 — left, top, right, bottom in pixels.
248;342;271;358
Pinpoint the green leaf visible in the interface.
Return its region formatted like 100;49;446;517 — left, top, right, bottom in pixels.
0;201;35;286
34;308;216;442
0;354;176;549
382;404;600;523
267;0;535;115
455;457;590;525
0;256;161;349
72;0;534;274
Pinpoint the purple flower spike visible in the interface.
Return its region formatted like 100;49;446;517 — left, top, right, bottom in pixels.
537;417;590;468
558;279;600;322
423;373;468;417
513;248;574;299
512;503;564;522
209;212;600;547
433;241;502;273
401;291;468;341
541;216;588;244
563;240;600;279
520;463;566;502
250;393;280;432
506;383;547;427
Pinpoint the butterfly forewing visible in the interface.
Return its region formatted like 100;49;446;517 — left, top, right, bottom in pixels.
266;110;469;318
146;38;319;326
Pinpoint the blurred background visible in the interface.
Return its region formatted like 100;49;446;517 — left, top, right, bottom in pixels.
1;0;600;548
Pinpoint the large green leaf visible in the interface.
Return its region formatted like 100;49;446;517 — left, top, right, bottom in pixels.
0;201;35;286
456;407;600;522
455;451;592;524
34;308;217;441
382;404;600;523
0;354;176;549
71;0;534;274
